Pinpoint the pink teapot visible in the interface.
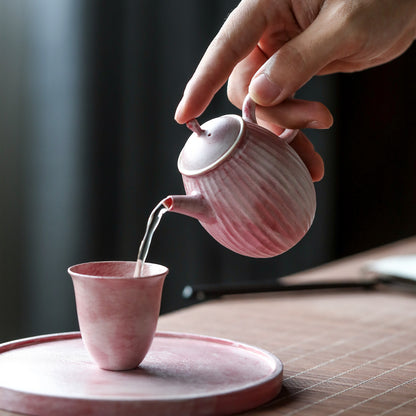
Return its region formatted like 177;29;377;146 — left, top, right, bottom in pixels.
163;96;316;258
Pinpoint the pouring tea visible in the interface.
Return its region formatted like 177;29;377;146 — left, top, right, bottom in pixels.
162;95;316;258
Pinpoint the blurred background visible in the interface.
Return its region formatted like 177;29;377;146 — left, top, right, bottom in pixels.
0;0;415;342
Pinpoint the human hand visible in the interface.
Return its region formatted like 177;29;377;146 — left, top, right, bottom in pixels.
175;0;416;181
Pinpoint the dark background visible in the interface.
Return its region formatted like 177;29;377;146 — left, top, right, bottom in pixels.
1;0;415;342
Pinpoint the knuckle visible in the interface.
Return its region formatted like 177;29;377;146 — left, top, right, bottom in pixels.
326;1;369;54
227;81;245;108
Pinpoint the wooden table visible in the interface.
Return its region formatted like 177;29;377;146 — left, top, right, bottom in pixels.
1;237;415;415
157;237;416;415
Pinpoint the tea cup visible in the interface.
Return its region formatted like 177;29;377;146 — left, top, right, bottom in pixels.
68;261;168;371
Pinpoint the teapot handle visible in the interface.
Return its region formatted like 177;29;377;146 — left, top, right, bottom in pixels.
242;95;257;124
241;94;298;143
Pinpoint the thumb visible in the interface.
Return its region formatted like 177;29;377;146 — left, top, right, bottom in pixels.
249;14;342;106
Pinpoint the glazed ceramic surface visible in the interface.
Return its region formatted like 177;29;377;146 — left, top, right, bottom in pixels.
68;261;168;370
0;332;283;416
164;96;316;258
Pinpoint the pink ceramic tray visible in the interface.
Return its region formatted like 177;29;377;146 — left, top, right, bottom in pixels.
0;332;283;416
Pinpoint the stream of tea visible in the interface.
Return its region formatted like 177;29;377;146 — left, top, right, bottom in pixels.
133;200;168;277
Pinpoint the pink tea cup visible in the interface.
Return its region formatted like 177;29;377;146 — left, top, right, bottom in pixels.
68;261;168;371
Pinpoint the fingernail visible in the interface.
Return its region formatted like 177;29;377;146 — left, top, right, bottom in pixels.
306;120;327;129
174;98;185;123
249;73;282;105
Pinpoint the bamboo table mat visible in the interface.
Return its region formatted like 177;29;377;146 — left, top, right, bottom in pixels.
1;238;415;416
158;237;416;415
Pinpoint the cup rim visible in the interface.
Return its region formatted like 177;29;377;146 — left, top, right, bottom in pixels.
67;260;168;280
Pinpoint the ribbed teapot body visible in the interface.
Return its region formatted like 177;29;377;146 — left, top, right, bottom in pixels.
181;120;316;258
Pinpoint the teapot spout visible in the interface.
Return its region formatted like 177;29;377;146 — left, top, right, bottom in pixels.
162;193;214;223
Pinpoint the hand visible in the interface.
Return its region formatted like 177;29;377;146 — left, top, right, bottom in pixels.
175;0;416;181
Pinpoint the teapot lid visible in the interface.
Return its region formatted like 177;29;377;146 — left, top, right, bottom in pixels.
178;114;244;177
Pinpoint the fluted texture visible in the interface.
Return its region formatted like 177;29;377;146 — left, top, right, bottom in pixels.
182;121;316;258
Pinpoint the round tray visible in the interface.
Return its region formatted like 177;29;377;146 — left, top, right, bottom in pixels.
0;332;283;416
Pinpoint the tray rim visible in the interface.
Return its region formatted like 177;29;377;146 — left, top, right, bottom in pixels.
0;331;283;403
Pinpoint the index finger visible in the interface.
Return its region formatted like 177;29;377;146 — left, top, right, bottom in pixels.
175;1;267;124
